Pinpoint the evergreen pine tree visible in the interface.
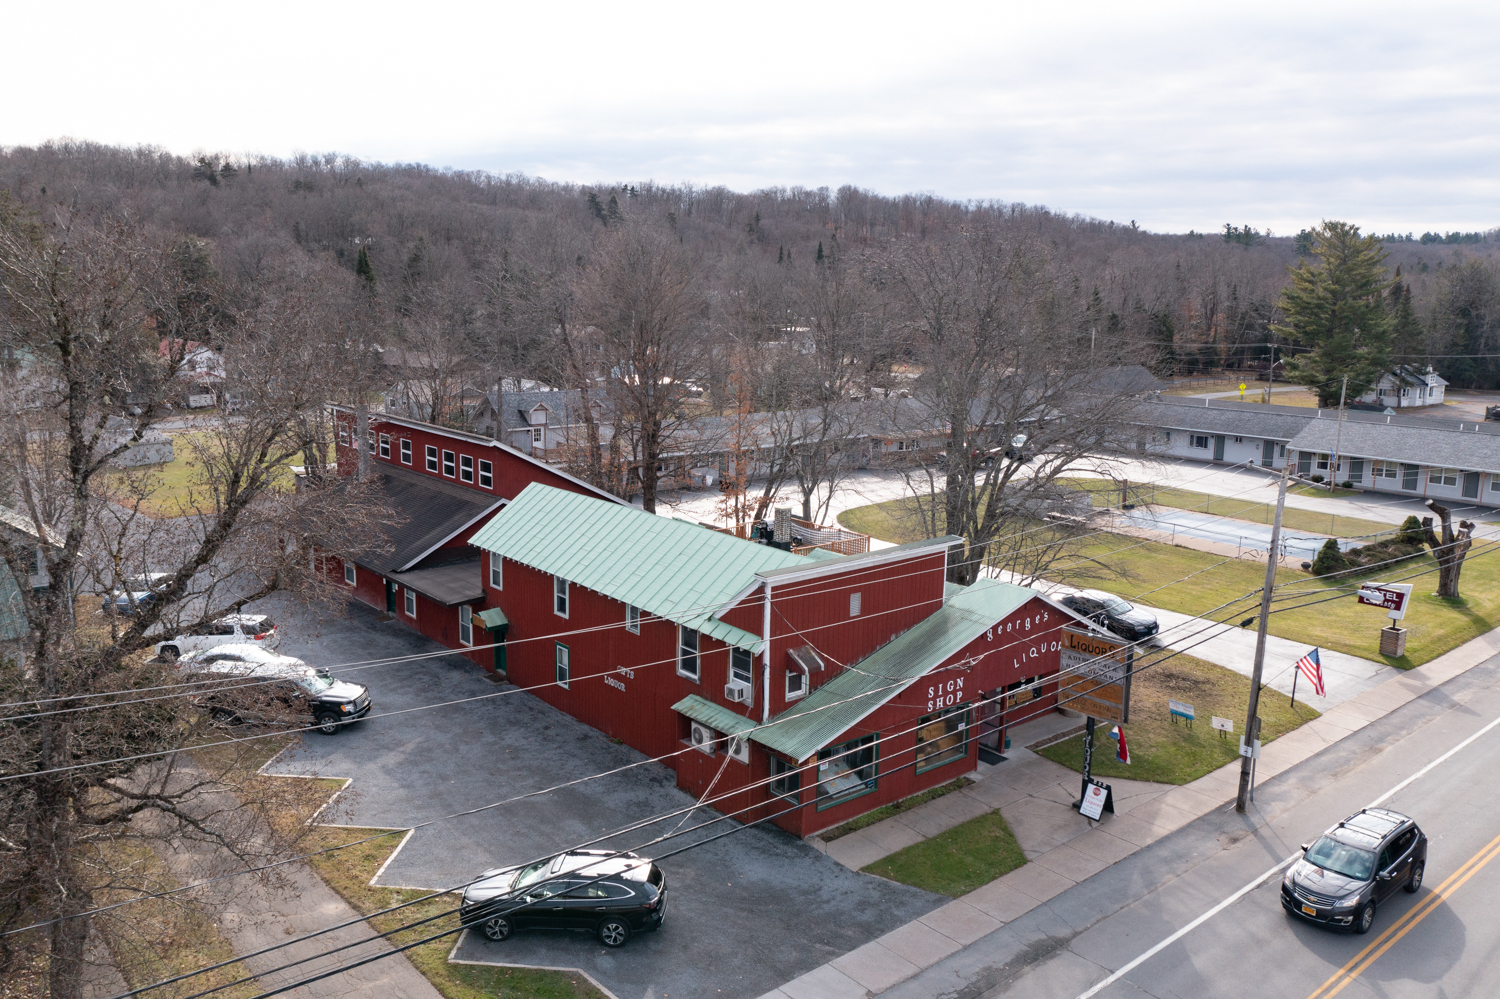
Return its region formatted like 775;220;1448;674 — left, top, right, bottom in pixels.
587;192;608;225
815;241;824;264
1272;221;1394;407
606;194;623;224
1388;274;1424;359
777;245;784;264
355;245;376;289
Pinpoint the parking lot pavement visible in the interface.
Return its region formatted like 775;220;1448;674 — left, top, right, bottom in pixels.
259;596;943;999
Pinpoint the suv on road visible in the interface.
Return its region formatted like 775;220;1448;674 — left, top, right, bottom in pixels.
461;849;667;948
101;573;173;615
154;614;280;661
1282;807;1427;933
176;644;371;735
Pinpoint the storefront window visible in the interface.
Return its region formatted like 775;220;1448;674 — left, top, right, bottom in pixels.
769;757;801;801
916;705;970;772
815;734;877;809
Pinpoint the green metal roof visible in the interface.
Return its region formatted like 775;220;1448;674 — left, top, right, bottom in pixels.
750;577;1039;763
672;694;758;736
476;607;509;629
469;483;807;649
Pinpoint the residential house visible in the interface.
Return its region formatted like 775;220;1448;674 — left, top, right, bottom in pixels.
1356;366;1448;409
470;483;1097;837
1;505;59;662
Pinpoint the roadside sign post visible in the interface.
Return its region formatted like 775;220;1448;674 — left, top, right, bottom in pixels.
1063;627;1130;818
1359;583;1413;657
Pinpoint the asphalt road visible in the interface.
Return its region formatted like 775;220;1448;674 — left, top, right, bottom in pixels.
877;654;1500;999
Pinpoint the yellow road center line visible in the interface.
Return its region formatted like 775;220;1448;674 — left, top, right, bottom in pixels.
1304;831;1500;999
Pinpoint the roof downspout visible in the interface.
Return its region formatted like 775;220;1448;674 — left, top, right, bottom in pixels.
762;582;773;723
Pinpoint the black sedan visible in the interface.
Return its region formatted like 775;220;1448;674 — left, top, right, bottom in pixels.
1282;807;1427;934
461;849;667;948
1059;590;1160;642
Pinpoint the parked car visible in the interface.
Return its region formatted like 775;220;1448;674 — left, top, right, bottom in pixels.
1059;589;1160;642
154;613;280;661
101;572;173;615
1003;433;1030;461
1282;807;1427;933
461;849;667;948
176;644;371;735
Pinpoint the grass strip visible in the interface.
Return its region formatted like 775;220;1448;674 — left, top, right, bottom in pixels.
300;826;606;999
819;778;973;841
1034;653;1317;784
861;811;1027;898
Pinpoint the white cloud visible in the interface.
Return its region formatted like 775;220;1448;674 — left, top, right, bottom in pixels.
4;0;1497;233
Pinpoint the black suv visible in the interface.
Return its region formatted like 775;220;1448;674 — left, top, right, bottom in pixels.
178;646;372;735
1059;590;1160;642
461;849;667;948
1282;807;1427;933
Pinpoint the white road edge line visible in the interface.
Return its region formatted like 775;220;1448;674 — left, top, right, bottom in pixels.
1075;706;1500;999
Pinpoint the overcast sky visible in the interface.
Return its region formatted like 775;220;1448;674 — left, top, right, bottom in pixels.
5;0;1496;235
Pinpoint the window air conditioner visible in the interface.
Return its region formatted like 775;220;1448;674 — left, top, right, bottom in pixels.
726;734;751;764
689;721;716;754
724;680;752;704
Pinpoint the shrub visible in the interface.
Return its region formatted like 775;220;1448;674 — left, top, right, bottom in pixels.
1310;474;1325;483
1396;515;1426;547
1310;538;1349;576
1341;480;1354;489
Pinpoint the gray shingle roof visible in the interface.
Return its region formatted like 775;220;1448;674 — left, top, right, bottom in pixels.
1131;399;1317;441
1286;420;1500;474
386;559;484;606
497;390;587;432
349;465;503;575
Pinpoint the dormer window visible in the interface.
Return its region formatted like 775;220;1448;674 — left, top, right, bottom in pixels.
529;406;549;426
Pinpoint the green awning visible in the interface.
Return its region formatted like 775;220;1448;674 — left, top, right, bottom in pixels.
672;694;758;737
476;607;509;629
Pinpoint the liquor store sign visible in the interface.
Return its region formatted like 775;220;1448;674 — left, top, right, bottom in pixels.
1059;627;1131;724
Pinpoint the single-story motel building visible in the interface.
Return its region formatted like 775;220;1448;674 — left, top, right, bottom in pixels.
1135;398;1500;506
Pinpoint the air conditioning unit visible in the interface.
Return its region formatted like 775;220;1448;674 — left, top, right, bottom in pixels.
689;721;716;754
724;680;752;704
726;734;751;764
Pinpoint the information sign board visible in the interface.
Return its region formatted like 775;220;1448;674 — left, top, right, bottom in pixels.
1079;779;1112;820
1211;716;1234;733
1059;627;1131;724
1169;699;1195;722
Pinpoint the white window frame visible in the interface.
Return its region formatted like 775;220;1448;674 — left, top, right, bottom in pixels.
489;556;503;590
626;604;640;634
1233;436;1244;444
1190;434;1210;449
1430;467;1459;487
338;427;350;446
786;667;807;700
849;592;862;617
458;605;473;646
478;459;492;488
400;439;412;465
378;433;390;458
425;445;439;472
555;642;570;689
459;454;474;483
730;647;754;686
677;626;700;681
404;587;416;617
553;576;569;618
367;432;376;454
442;449;456;477
531;427;545;447
343;562;356;586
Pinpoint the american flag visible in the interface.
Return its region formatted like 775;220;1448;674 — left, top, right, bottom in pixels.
1294;647;1326;698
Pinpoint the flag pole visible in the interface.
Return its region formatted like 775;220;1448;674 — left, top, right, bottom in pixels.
1289;662;1297;707
1238;461;1290;813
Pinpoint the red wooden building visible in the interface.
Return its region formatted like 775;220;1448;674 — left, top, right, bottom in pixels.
326;408;626;667
472;483;1093;837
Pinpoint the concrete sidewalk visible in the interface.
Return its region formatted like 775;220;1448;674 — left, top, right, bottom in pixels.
759;623;1500;999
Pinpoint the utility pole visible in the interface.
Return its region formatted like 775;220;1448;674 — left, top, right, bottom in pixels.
1237;461;1290;813
1329;375;1348;491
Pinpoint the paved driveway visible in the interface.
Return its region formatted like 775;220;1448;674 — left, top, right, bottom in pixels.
259;596;942;999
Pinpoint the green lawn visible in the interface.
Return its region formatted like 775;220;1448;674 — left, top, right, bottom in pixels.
107;430;299;518
821;777;973;841
302;826;606;999
840;495;1500;668
1035;653;1317;784
1058;477;1394;540
861;810;1028;897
